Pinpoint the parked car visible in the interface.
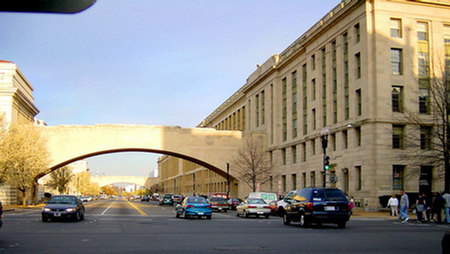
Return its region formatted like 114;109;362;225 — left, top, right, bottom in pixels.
141;195;150;202
236;198;271;218
209;197;230;212
159;194;174;206
42;195;85;222
246;192;278;204
172;195;183;204
0;200;3;228
209;193;229;200
268;200;278;215
228;198;243;210
175;196;212;219
283;187;351;228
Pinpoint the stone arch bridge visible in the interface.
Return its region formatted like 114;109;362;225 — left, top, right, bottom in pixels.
36;124;265;196
90;176;159;189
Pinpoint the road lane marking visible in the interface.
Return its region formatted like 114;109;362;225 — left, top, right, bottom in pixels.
101;201;115;216
127;201;147;216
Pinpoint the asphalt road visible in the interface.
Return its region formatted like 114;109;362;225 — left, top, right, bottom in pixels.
0;199;448;254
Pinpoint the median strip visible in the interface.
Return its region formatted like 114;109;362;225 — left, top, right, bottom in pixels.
126;201;147;216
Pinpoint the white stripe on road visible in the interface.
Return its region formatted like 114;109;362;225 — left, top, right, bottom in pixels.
100;201;116;216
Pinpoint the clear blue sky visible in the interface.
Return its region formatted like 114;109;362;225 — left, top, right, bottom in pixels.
1;0;339;176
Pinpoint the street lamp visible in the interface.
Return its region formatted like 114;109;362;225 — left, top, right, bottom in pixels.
226;161;230;197
321;127;330;187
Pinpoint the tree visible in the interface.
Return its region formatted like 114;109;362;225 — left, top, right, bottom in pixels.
101;185;117;196
70;171;99;195
232;137;272;192
47;166;73;194
400;58;450;192
0;124;49;205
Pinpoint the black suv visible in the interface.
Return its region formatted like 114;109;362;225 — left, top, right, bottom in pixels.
283;187;351;228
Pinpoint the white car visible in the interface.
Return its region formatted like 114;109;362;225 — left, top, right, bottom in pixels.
236;198;271;218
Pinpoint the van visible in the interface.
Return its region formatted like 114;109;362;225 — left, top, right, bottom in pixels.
246;192;278;204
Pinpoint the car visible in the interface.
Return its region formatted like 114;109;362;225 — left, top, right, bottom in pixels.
283;187;351;228
41;195;85;222
0;200;3;228
209;193;229;199
236;198;271;218
268;200;278;215
276;190;296;216
141;195;150;202
228;198;243;210
209;197;230;212
159;194;174;206
171;195;183;204
246;192;278;204
175;196;212;219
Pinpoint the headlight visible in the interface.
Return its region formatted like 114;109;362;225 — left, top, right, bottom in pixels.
66;208;77;212
43;208;51;212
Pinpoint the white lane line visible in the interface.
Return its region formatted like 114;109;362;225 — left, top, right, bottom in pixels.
101;201;116;216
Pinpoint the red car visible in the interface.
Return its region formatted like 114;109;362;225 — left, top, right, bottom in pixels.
228;198;243;210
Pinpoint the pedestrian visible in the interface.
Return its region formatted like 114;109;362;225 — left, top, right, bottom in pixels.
443;191;450;224
432;192;445;224
416;192;426;222
387;194;399;216
425;193;433;222
398;190;409;223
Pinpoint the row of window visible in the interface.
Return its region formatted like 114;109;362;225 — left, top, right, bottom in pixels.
392;125;432;150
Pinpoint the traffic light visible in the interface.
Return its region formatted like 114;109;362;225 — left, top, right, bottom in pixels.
324;155;330;171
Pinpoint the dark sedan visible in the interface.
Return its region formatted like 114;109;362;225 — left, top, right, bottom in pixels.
42;195;85;222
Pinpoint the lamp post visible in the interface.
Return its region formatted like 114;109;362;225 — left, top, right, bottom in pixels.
226;161;230;197
321;127;330;187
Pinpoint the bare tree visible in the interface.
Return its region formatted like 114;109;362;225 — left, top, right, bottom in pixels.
0;124;49;205
47;166;73;194
232;137;272;192
400;58;450;192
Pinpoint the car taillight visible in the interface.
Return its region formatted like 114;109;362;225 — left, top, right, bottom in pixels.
306;202;314;210
186;205;194;208
206;205;212;209
248;206;257;208
263;206;271;209
347;203;352;211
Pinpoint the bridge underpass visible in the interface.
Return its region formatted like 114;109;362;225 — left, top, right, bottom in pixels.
90;176;158;189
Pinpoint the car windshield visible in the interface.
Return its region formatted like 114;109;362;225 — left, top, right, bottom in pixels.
210;197;225;202
247;199;266;204
187;197;207;203
313;189;347;202
48;196;76;205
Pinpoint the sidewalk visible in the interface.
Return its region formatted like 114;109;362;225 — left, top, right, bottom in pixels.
351;209;397;220
3;204;45;212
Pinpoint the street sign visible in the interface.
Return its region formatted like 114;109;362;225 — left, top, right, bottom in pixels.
329;175;338;183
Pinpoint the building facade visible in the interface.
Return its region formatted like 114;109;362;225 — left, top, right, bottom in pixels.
198;0;450;209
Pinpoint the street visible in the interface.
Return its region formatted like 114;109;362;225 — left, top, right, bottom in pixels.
0;199;448;254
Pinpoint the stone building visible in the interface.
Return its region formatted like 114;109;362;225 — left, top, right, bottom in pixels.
196;0;450;209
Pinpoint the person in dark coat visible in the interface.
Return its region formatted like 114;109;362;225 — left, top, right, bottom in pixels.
432;192;445;224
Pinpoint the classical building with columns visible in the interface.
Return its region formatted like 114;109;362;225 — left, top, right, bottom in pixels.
196;0;450;210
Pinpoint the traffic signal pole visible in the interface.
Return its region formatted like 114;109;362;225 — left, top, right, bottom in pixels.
321;135;329;188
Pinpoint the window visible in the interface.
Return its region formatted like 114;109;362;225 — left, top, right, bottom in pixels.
261;91;265;125
302;172;307;188
419;88;430;114
302;143;306;162
392;86;403;112
417;22;428;41
418;52;429;78
256;94;259;127
343;33;349;120
311;54;316;70
312;108;316;130
343;130;348;149
354;23;360;42
355;166;362;191
356;89;362;116
292;145;297;164
322;48;327;127
312;78;316;100
282;148;286;165
392;125;405;149
391;48;403;75
310;172;316;187
420;126;432;150
355;126;361;146
393;165;404;190
331;133;336;151
311;139;316;155
282;175;287;193
302;64;308;135
269;176;273;191
282;78;287;141
355;52;361;79
390;18;402;38
292;71;298;138
291;174;297;190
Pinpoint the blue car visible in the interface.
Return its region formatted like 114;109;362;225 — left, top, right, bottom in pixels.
175;196;212;219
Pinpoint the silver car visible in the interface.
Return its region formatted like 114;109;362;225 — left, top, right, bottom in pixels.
236;198;271;218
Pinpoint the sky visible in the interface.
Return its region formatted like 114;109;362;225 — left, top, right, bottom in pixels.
1;0;339;177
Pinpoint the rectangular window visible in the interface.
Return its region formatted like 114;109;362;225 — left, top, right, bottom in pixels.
420;126;432;150
261;91;265;125
302;172;307;188
355;126;361;146
392;86;403;112
344;33;349;120
418;52;429;78
292;145;297;164
310;172;316;187
355;166;362;191
291;174;297;190
282;148;286;165
356;89;362;116
282;78;287;141
391;48;403;75
354;23;360;42
311;54;316;70
331;133;336;151
355;52;361;79
417;22;428;41
282;175;287;193
311;139;316;155
292;71;298;138
269;176;273;191
312;78;316;101
392;125;405;149
256;94;259;127
393;165;404;190
343;130;348;149
322;47;327;127
390;18;402;38
312;108;316;130
332;41;338;123
302;64;308;135
302;143;306;162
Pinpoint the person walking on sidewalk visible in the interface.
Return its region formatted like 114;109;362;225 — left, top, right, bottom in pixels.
443;192;450;223
432;192;445;224
416;192;426;222
398;190;409;223
387;194;399;216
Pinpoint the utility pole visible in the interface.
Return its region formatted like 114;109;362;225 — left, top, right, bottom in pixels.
321;127;330;187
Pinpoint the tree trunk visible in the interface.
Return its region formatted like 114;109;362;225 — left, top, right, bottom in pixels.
31;179;38;205
21;189;27;207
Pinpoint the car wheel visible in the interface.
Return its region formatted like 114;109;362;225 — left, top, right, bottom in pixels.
299;214;310;228
278;207;285;217
206;215;212;220
337;221;346;228
74;211;81;222
264;214;270;219
183;211;188;219
236;211;240;217
42;215;49;222
283;213;291;225
176;212;180;218
224;209;228;213
244;210;249;218
80;212;85;221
